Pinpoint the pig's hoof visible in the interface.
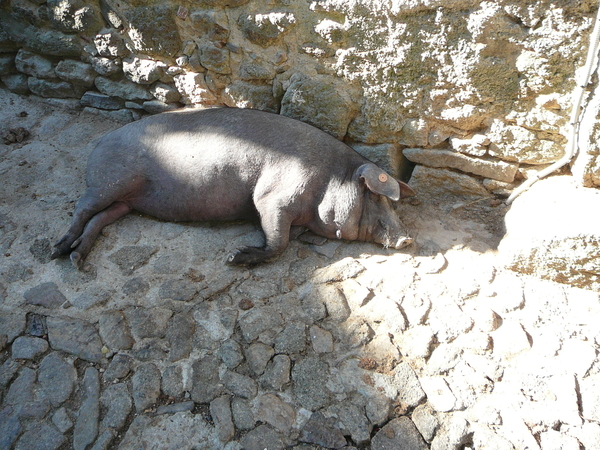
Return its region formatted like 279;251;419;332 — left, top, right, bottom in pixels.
226;247;271;265
70;252;84;270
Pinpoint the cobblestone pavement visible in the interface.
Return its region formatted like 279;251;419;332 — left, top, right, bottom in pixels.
1;90;600;450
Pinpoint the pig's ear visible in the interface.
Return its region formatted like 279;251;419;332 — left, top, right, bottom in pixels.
357;163;401;201
398;180;416;198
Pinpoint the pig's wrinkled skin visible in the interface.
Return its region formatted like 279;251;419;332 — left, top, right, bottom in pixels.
52;107;416;267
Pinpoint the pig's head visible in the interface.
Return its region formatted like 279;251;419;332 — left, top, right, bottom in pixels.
353;163;416;249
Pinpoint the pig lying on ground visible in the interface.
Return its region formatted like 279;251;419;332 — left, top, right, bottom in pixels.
52;107;416;267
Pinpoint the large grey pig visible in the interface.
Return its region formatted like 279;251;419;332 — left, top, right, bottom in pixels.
52;107;415;267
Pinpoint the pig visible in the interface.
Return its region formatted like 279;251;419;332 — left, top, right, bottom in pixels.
52;107;415;268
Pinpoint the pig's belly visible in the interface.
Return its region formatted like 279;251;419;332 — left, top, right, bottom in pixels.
126;182;258;223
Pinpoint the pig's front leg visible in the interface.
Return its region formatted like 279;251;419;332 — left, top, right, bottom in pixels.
226;209;292;265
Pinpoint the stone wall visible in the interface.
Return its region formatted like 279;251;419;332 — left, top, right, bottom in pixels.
1;0;599;198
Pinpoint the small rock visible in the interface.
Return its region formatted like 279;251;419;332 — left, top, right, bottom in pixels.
23;282;66;309
11;336;48;359
274;321;306;354
299;411;347;448
210;395;235;442
292;356;331;410
231;397;255;430
245;342;275;376
365;393;392;427
240;424;285;450
107;245;157;275
26;313;47;337
14;421;66;450
412;403;440;443
104;353;133;381
394;362;426;408
52;407;73;433
132;363;161;411
126;306;173;340
309;325;334;353
218;339;244;369
159;278;198;302
156;401;195;415
256;393;296;434
330;401;372;446
38;353;77;407
420;376;456;412
5;367;36;405
99;311;134;350
491;321;531;357
101;383;132;430
47;316;104;363
371;417;428;450
190;355;222;404
222;370;258;399
161;365;184;398
73;367;100;450
430;414;471;450
166;313;195;361
260;354;291;390
398;325;435;359
238;306;284;342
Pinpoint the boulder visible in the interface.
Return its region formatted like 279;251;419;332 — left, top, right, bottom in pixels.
499;176;600;291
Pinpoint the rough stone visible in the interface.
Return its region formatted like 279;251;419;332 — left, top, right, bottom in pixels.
238;12;296;47
166;313;195;361
393;361;427;407
190;355;222;404
173;72;217;104
99;310;134;350
123;5;181;57
101;382;132;430
210;395;235;442
222;81;280;112
409;165;491;203
73;367;100;450
2;73;29;94
126;306;173;340
240;424;284;450
118;411;218;450
47;316;103;363
94;29;127;57
15;50;54;78
36;352;76;406
104;353;133;382
95;77;154;102
274;321;306;354
420;376;457;412
150;83;181;103
14;421;66;450
132;363;161;412
231;397;255;430
239;306;284;342
88;56;121;76
330;401;372;446
412;403;440;443
80;91;124;110
292;356;331;410
55;60;96;87
260;354;291;390
246;342;275;376
52;407;73;434
123;56;166;84
5;367;36;405
403;148;519;182
256;393;296;434
199;44;231;74
299;411;347;448
28;77;84;99
218;339;244;369
222;370;258;399
11;336;48;359
499;176;600;291
161;365;184;398
309;325;334;353
371;417;428;450
159;279;198;302
281;74;358;140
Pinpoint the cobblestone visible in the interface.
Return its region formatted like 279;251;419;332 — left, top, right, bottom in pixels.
1;92;599;450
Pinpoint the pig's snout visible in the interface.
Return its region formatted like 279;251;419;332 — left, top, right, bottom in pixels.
394;235;413;249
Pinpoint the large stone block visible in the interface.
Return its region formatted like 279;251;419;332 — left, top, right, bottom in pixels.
28;77;85;98
124;5;181;57
222;81;280;112
238;12;296;47
95;76;153;101
173;72;217;104
55;59;96;87
280;74;359;140
15;50;55;79
499;176;600;291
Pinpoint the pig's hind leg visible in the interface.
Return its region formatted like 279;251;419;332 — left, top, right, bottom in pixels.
68;201;132;268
